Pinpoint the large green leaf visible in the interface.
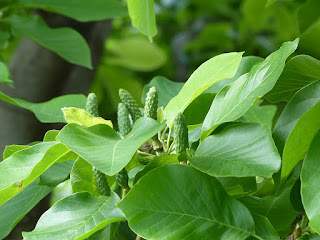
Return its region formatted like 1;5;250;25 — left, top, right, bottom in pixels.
266;55;320;102
71;157;97;196
118;165;255;240
23;192;125;240
127;0;157;41
0;91;86;123
7;15;92;68
106;36;166;71
17;0;127;22
240;188;297;231
0;179;52;239
164;52;243;126
57;117;165;176
0;142;75;206
190;123;281;178
201;39;299;140
301;132;320;234
273;81;320;183
142;76;184;108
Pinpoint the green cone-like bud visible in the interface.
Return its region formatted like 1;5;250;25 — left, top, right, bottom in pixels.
93;168;110;196
173;113;189;153
144;86;158;120
114;168;129;189
86;93;99;117
117;103;132;136
119;89;142;122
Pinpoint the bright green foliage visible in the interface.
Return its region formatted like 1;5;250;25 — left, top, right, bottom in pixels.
190;123;281;178
57;117;165;175
144;86;158;120
7;15;92;68
164;52;243;126
0;61;12;86
201;39;299;139
86;93;99;117
23;192;125;239
173;113;189;153
117;103;132;136
114;168;129;189
119;89;142;122
93;168;111;196
301;132;320;234
118;165;255;240
127;0;157;41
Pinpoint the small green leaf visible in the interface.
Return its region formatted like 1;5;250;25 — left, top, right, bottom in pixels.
164;52;243;126
57;117;165;176
63;107;113;128
301;132;320;234
106;36;166;71
217;177;257;196
250;213;280;240
2;145;29;160
118;165;255;240
191;123;281;178
0;180;52;239
127;0;157;41
0;142;75;206
87;223;119;240
39;161;74;187
273;81;320;183
0;91;87;123
23;192;125;240
142;76;184;108
240;188;297;231
201;39;299;140
7;15;92;68
0;61;13;86
266;55;320;102
17;0;127;22
71;157;97;196
43;130;60;142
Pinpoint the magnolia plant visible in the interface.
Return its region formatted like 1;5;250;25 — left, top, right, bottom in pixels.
0;38;320;240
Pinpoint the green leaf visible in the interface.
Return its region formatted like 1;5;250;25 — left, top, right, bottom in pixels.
273;81;320;183
190;123;281;178
301;132;320;234
106;36;166;71
87;223;119;240
217;177;257;196
240;188;297;231
23;192;125;240
0;31;10;49
0;91;86;123
164;52;243;126
142;76;184;108
239;100;277;130
0;142;75;206
63;107;113;127
118;165;255;240
17;0;127;22
266;55;320;102
2;145;29;160
0;61;13;86
39;160;74;187
57;117;165;176
250;213;280;240
43;130;60;142
0;179;52;239
71;157;97;196
127;0;157;41
7;15;92;68
201;39;299;140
